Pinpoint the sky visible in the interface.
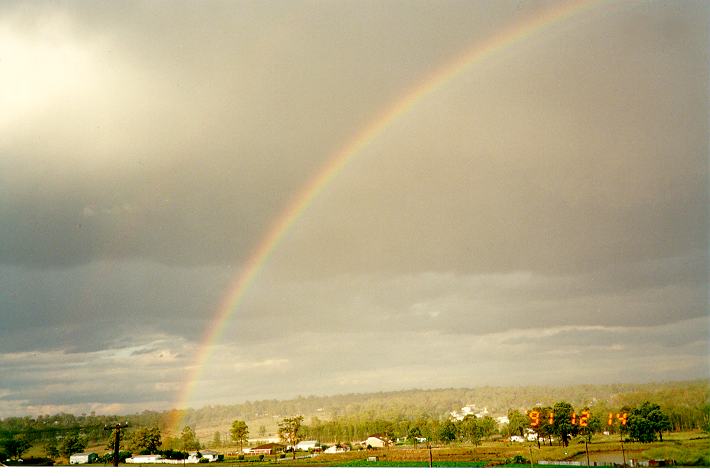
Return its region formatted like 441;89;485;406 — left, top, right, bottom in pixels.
0;0;708;418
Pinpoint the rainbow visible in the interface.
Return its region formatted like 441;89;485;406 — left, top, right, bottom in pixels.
167;0;605;432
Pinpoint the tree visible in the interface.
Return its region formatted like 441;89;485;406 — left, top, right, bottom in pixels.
539;407;555;446
407;426;422;447
180;426;201;451
258;425;267;437
459;416;483;446
647;408;672;442
162;436;181;450
478;416;497;438
129;426;162;454
59;433;88;458
230;420;249;452
438;419;457;444
628;413;654;443
2;435;31;460
44;439;60;459
580;411;603;443
210;431;222;448
278;416;303;460
551;402;577;447
628;402;672;443
507;410;529;438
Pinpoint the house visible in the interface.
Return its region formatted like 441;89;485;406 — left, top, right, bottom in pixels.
126;454;162;464
251;443;285;455
186;450;220;463
69;452;97;464
295;440;318;451
495;416;509;426
324;444;348;454
525;428;539;442
510;435;525;443
363;434;391;448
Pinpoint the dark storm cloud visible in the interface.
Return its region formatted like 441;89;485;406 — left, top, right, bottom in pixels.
0;262;234;352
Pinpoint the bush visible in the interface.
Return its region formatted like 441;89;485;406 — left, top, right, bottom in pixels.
280;453;285;459
237;454;244;461
505;455;530;465
199;457;209;463
161;449;188;460
259;454;265;461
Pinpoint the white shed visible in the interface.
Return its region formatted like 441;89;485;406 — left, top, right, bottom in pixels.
295;440;318;451
69;452;97;464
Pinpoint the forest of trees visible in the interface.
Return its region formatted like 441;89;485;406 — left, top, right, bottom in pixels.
171;380;710;435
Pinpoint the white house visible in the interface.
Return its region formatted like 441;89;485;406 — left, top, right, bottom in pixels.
126;454;162;464
509;435;525;443
295;440;319;451
324;445;348;454
69;452;97;464
187;450;220;463
495;416;510;426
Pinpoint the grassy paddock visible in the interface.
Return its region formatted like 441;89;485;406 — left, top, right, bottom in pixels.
29;430;710;467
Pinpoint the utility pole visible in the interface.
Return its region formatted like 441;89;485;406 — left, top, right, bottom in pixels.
427;442;433;468
585;440;590;467
105;422;129;467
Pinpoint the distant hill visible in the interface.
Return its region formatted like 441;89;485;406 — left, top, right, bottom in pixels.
173;379;709;440
2;379;706;444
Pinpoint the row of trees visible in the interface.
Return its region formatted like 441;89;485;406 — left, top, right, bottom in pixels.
507;401;673;447
299;401;677;448
0;432;88;461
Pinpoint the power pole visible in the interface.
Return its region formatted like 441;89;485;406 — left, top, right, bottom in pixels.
585;440;590;467
427;442;433;468
105;422;129;467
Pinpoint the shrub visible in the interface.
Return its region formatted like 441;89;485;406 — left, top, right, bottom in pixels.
259;454;265;461
199;457;209;463
505;455;529;465
237;454;244;461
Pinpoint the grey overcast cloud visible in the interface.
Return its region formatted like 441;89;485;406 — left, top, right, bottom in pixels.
0;0;708;416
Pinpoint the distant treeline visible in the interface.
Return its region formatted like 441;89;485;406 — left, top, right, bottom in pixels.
1;380;708;446
175;379;710;435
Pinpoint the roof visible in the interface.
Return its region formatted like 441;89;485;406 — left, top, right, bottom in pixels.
71;452;97;457
367;434;389;439
252;443;285;450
